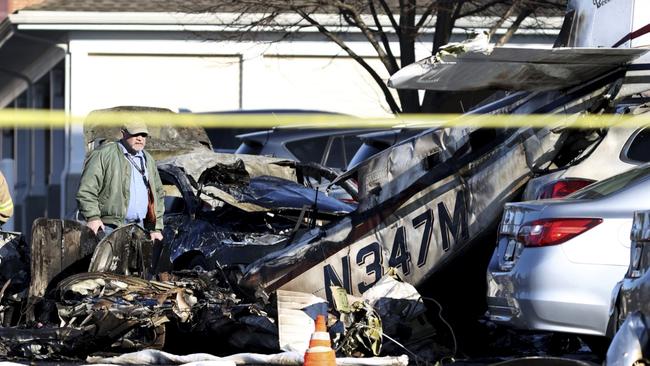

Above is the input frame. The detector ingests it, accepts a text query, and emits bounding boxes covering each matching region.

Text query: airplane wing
[388,47,648,91]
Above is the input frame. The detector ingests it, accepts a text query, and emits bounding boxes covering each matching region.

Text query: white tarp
[85,349,409,366]
[276,289,327,354]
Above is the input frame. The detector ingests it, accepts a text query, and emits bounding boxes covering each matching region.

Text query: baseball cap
[123,118,149,136]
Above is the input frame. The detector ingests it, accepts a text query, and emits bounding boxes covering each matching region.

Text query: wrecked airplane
[237,0,650,304]
[240,58,649,305]
[157,151,357,273]
[1,0,649,360]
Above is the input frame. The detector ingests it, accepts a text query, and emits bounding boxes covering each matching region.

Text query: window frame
[621,126,650,164]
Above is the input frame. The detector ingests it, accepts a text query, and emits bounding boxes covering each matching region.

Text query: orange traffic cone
[303,314,336,366]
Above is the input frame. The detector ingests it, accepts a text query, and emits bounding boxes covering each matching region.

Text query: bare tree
[192,0,566,114]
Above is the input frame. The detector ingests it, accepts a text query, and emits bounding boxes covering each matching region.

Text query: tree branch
[497,5,533,46]
[296,9,402,113]
[376,0,401,36]
[321,1,394,75]
[368,0,399,73]
[488,1,518,40]
[459,0,503,18]
[451,0,465,20]
[415,1,440,31]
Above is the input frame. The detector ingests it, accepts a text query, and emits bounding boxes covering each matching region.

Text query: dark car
[236,127,378,171]
[346,128,425,170]
[201,109,342,152]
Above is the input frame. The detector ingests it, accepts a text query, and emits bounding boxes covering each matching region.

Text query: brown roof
[22,0,228,12]
[21,0,565,16]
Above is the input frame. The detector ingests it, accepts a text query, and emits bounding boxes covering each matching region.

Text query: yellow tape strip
[0,109,648,129]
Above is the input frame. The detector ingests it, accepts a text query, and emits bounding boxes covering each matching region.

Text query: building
[0,0,561,233]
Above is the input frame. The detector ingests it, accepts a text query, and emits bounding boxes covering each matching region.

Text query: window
[325,137,344,168]
[286,136,329,164]
[347,143,383,170]
[324,135,364,169]
[625,128,650,163]
[343,136,364,165]
[235,141,263,155]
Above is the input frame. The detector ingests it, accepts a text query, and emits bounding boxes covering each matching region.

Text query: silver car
[487,164,650,340]
[523,123,650,201]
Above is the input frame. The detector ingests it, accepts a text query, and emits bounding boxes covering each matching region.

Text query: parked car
[346,128,424,170]
[201,109,342,152]
[523,104,650,200]
[486,164,650,349]
[236,127,378,171]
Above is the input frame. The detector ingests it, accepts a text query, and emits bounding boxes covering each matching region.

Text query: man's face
[122,131,147,152]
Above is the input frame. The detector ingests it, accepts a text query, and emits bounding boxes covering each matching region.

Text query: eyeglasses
[130,133,148,138]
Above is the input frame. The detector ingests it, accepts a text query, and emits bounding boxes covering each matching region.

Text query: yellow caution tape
[0,109,648,129]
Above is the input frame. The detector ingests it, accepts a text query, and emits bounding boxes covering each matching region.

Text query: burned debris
[0,231,29,326]
[0,223,429,363]
[0,151,412,361]
[0,231,284,359]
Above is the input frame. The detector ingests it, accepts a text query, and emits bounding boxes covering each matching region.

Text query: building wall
[67,30,554,117]
[66,33,408,117]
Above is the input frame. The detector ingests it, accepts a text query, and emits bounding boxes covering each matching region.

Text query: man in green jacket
[77,119,165,241]
[0,171,13,228]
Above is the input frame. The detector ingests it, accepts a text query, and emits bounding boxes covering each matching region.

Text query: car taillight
[537,178,595,199]
[517,218,602,247]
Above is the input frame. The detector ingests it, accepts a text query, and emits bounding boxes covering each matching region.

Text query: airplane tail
[562,0,650,48]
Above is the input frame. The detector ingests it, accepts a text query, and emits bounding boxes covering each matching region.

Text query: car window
[325,137,345,168]
[347,143,383,170]
[235,141,263,155]
[625,128,650,163]
[286,136,329,164]
[343,136,363,164]
[569,164,650,199]
[325,136,364,169]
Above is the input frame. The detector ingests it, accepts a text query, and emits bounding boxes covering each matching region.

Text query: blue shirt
[118,142,149,224]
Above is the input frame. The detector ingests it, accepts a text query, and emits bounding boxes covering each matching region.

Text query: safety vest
[0,172,13,225]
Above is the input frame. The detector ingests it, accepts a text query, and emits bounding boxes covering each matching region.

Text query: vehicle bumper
[486,246,627,336]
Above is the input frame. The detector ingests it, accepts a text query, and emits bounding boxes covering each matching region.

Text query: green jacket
[76,141,165,232]
[0,172,13,225]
